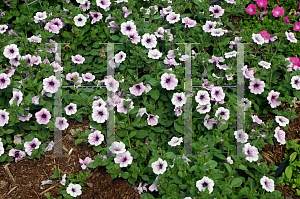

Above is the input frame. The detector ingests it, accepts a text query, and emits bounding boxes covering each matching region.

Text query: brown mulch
[0,115,151,199]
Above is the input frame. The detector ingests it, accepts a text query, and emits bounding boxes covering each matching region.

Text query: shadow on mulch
[0,115,159,199]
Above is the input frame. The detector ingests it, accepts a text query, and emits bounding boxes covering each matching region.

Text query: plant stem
[127,113,132,149]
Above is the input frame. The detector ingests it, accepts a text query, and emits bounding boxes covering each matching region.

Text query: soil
[0,115,151,199]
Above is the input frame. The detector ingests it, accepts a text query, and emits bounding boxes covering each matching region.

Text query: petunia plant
[0,0,300,198]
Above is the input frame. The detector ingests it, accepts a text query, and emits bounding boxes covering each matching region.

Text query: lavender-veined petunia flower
[35,108,51,125]
[166,12,180,24]
[195,90,210,105]
[137,183,148,194]
[109,141,126,155]
[285,32,298,43]
[34,11,47,23]
[8,149,26,162]
[71,54,85,64]
[43,75,60,94]
[66,183,82,197]
[117,98,134,114]
[171,92,187,107]
[151,158,167,175]
[104,76,119,92]
[0,24,8,34]
[215,107,230,121]
[96,0,111,10]
[275,116,289,127]
[79,157,94,170]
[174,106,183,116]
[60,174,67,186]
[196,176,214,194]
[24,138,41,156]
[9,90,23,106]
[81,0,91,11]
[3,44,19,59]
[122,7,132,18]
[115,51,126,63]
[291,75,300,90]
[211,87,225,102]
[258,61,271,69]
[74,14,87,27]
[120,20,137,36]
[128,31,141,44]
[234,129,249,143]
[252,33,265,45]
[89,12,103,24]
[65,103,77,116]
[196,104,211,114]
[168,137,183,147]
[160,72,178,90]
[248,78,265,94]
[54,117,69,131]
[92,106,109,123]
[148,49,162,60]
[267,90,281,108]
[147,114,159,126]
[129,82,146,96]
[141,33,157,49]
[182,17,197,28]
[260,176,275,192]
[88,130,104,146]
[114,151,133,168]
[243,143,259,163]
[274,127,286,145]
[209,5,225,18]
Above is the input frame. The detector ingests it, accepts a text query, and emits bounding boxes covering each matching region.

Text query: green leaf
[248,177,255,191]
[231,178,243,187]
[6,129,14,134]
[121,172,131,179]
[166,152,176,160]
[224,163,232,175]
[75,139,82,145]
[87,161,98,168]
[135,130,148,139]
[110,35,120,41]
[0,154,7,162]
[140,193,155,199]
[174,121,184,134]
[285,165,293,180]
[93,145,102,152]
[147,78,159,86]
[238,187,249,196]
[238,164,248,171]
[219,123,228,131]
[142,175,149,181]
[129,131,137,138]
[150,89,160,101]
[293,90,300,101]
[290,152,297,162]
[76,116,83,122]
[213,152,226,160]
[189,165,199,172]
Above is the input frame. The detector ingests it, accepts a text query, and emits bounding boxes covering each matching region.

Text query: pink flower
[294,22,300,31]
[299,2,300,10]
[259,30,270,43]
[246,4,257,15]
[284,16,293,24]
[256,0,267,8]
[272,6,284,17]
